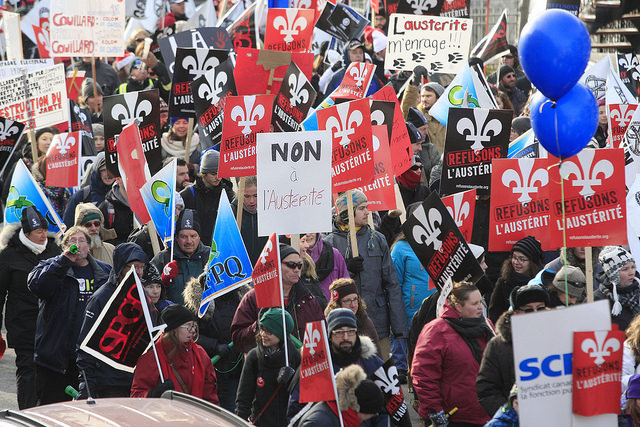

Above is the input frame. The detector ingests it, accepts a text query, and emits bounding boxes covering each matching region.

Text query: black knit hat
[161,304,195,332]
[511,117,531,136]
[280,244,299,261]
[21,206,49,233]
[406,122,422,145]
[499,65,515,81]
[142,263,162,286]
[176,209,200,235]
[511,236,542,265]
[354,379,384,414]
[407,107,428,128]
[510,284,550,310]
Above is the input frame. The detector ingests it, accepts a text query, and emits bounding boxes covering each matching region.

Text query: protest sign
[272,62,317,132]
[0,63,68,132]
[331,62,376,100]
[69,100,96,157]
[158,28,233,77]
[3,11,23,61]
[369,100,394,144]
[300,320,337,404]
[117,122,152,224]
[547,0,580,15]
[186,0,218,28]
[373,358,410,424]
[580,56,608,101]
[385,14,472,74]
[193,59,236,150]
[256,130,332,236]
[264,8,315,52]
[219,94,274,178]
[354,125,396,211]
[49,0,125,57]
[317,98,376,193]
[401,192,483,290]
[617,53,639,98]
[512,300,614,427]
[470,9,507,64]
[200,193,253,316]
[0,59,53,80]
[607,103,638,148]
[439,107,511,196]
[0,117,25,177]
[252,233,282,308]
[140,159,176,249]
[442,189,476,243]
[607,58,636,105]
[170,48,230,118]
[227,3,258,51]
[440,0,470,17]
[20,0,48,46]
[622,108,640,188]
[489,158,553,251]
[103,89,162,176]
[45,132,81,188]
[315,2,368,42]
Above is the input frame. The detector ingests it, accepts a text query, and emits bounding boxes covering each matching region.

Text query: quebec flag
[140,159,176,248]
[507,129,548,159]
[199,192,253,317]
[4,160,66,236]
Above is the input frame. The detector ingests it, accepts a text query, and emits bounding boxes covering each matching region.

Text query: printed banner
[33,23,52,59]
[49,0,125,57]
[442,189,476,243]
[252,233,282,308]
[158,28,233,77]
[607,103,638,148]
[45,132,81,188]
[469,9,507,64]
[219,94,274,178]
[401,192,483,290]
[0,59,53,80]
[257,130,332,236]
[385,14,472,74]
[272,62,317,132]
[439,107,511,196]
[0,116,25,177]
[547,0,580,16]
[580,56,608,101]
[300,320,336,403]
[200,192,253,316]
[373,358,410,423]
[354,125,396,211]
[331,62,376,100]
[440,0,470,17]
[140,159,176,248]
[507,129,546,159]
[264,8,314,52]
[315,2,368,42]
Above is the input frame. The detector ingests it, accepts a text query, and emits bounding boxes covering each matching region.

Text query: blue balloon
[519,9,591,101]
[530,83,598,159]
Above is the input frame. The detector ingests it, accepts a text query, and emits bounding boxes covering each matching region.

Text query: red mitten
[161,260,178,286]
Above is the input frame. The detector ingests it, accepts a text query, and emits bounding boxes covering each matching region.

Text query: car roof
[0,392,251,427]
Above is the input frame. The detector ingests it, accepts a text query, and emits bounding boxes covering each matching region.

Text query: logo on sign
[151,180,170,215]
[585,75,606,100]
[183,50,220,80]
[619,54,639,73]
[73,104,88,124]
[374,364,401,395]
[408,0,437,14]
[626,124,640,155]
[349,63,367,87]
[561,150,614,198]
[304,323,321,356]
[231,96,265,136]
[611,105,634,127]
[446,193,470,228]
[580,331,621,366]
[456,109,503,153]
[199,72,228,103]
[111,93,152,127]
[259,239,273,266]
[326,103,363,147]
[502,161,548,204]
[273,9,307,43]
[411,206,443,250]
[288,72,309,107]
[0,120,20,140]
[56,134,76,155]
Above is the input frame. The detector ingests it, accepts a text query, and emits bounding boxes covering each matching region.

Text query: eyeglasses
[84,220,101,228]
[332,328,357,337]
[503,54,514,59]
[283,261,303,270]
[512,255,530,264]
[342,297,359,306]
[135,38,145,43]
[67,238,87,245]
[518,306,546,313]
[180,323,196,331]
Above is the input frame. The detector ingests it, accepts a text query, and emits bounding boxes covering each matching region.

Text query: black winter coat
[99,184,134,246]
[231,200,267,266]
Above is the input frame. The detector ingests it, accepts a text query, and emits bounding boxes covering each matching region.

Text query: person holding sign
[117,58,171,102]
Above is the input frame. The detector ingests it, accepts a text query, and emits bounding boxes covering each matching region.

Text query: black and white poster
[373,358,410,424]
[272,62,316,133]
[440,107,511,196]
[315,3,368,42]
[0,116,25,177]
[69,100,96,156]
[370,100,395,144]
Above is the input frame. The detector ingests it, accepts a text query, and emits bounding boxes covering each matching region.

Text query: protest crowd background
[0,0,638,426]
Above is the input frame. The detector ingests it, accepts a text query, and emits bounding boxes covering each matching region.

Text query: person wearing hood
[76,242,147,399]
[0,207,61,409]
[99,180,134,246]
[28,226,111,405]
[595,246,640,331]
[231,176,267,265]
[151,209,210,304]
[325,39,383,98]
[73,202,117,266]
[63,152,115,228]
[299,232,349,302]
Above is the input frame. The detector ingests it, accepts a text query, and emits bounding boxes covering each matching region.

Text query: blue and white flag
[199,192,252,317]
[507,129,548,159]
[140,159,176,249]
[4,160,66,236]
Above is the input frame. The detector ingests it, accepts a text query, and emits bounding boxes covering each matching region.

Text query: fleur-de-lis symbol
[231,96,265,136]
[610,105,635,127]
[408,0,437,14]
[288,72,309,107]
[561,150,614,198]
[260,239,273,266]
[273,9,307,44]
[624,123,640,155]
[349,63,368,87]
[0,119,20,140]
[411,206,443,251]
[446,193,470,228]
[618,53,639,72]
[55,134,76,155]
[581,331,621,366]
[36,25,50,53]
[371,108,386,126]
[374,364,400,395]
[199,71,228,104]
[111,92,153,127]
[304,323,321,356]
[325,103,363,147]
[457,109,503,153]
[183,50,220,80]
[502,159,549,204]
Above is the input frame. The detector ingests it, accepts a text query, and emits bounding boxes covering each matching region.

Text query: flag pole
[346,190,359,257]
[236,177,245,231]
[276,237,290,367]
[170,159,177,263]
[184,118,195,163]
[322,319,344,427]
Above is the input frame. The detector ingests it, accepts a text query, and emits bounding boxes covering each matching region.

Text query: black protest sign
[0,116,25,177]
[69,100,96,156]
[169,48,231,118]
[158,27,233,78]
[104,89,163,176]
[370,100,395,144]
[401,192,483,290]
[440,107,511,197]
[397,0,444,15]
[315,2,368,42]
[272,62,316,132]
[373,358,410,424]
[193,58,236,150]
[617,53,640,99]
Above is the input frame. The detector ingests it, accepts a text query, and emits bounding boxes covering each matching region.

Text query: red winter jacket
[411,302,491,424]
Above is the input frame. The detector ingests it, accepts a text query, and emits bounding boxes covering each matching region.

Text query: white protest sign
[3,12,23,61]
[0,59,54,80]
[50,0,125,57]
[257,131,332,236]
[20,0,49,45]
[0,64,68,132]
[385,14,472,74]
[512,300,614,427]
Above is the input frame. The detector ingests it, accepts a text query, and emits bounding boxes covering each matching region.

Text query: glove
[0,333,5,359]
[277,366,295,386]
[411,65,428,86]
[161,260,178,285]
[428,410,449,427]
[148,379,175,398]
[346,256,364,274]
[216,343,231,359]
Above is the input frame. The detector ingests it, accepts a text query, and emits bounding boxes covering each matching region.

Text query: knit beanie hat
[354,379,384,414]
[330,280,358,302]
[92,123,104,138]
[599,246,634,315]
[176,209,200,235]
[142,262,162,286]
[81,78,103,100]
[511,236,543,265]
[199,149,220,174]
[423,82,444,98]
[371,30,387,54]
[259,307,294,342]
[21,206,49,233]
[499,65,515,81]
[161,304,195,332]
[406,122,422,145]
[280,244,299,261]
[552,265,586,299]
[407,107,429,128]
[335,190,368,217]
[327,307,357,334]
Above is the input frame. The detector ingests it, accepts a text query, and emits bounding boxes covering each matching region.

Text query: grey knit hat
[327,308,357,334]
[552,265,586,299]
[423,82,444,98]
[199,149,220,174]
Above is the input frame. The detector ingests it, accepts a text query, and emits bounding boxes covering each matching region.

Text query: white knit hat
[599,246,635,315]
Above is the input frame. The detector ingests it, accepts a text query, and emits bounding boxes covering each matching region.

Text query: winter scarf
[19,229,48,255]
[445,317,493,364]
[314,238,335,283]
[161,133,198,157]
[598,280,640,317]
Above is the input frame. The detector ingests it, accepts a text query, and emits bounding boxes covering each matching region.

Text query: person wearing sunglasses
[73,202,116,266]
[131,304,219,404]
[477,283,549,418]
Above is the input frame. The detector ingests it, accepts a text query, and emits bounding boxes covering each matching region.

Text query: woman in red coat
[131,305,219,404]
[411,282,494,427]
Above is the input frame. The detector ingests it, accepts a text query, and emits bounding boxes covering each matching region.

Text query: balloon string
[553,103,570,307]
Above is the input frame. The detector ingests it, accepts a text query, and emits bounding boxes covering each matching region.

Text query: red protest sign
[117,122,151,224]
[265,8,314,52]
[33,24,51,58]
[370,85,413,176]
[442,189,476,243]
[607,103,638,148]
[219,94,274,177]
[252,233,282,308]
[300,321,335,403]
[489,158,553,251]
[572,329,624,416]
[356,125,396,211]
[45,131,80,188]
[331,62,376,100]
[317,98,375,192]
[548,149,626,248]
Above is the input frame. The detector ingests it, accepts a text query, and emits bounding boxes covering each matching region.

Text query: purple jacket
[307,234,349,301]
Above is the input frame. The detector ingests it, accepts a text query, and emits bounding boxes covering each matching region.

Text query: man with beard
[74,203,116,266]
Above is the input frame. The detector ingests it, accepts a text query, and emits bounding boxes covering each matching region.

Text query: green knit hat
[259,308,294,342]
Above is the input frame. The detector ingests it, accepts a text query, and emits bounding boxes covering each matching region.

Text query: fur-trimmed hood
[182,272,251,320]
[336,364,366,412]
[359,335,377,360]
[495,310,513,344]
[0,222,60,252]
[562,246,602,271]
